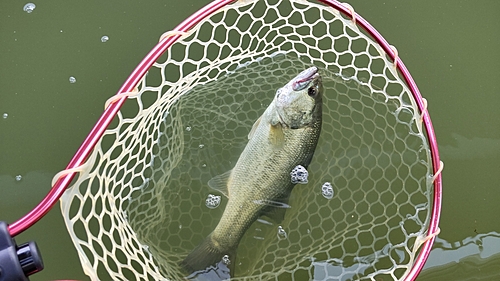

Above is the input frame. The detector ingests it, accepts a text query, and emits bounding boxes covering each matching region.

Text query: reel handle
[0,222,43,281]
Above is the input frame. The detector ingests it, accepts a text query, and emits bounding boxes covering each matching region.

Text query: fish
[181,66,323,279]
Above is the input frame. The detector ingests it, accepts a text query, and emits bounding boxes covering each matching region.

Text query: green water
[1,0,499,280]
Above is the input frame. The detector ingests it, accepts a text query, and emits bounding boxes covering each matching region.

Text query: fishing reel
[0,222,43,281]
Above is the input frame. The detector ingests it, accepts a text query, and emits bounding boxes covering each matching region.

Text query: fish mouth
[292,66,319,91]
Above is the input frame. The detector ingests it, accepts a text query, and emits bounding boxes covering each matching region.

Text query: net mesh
[60,0,434,280]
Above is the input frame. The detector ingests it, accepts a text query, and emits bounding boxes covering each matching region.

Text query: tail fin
[181,235,236,280]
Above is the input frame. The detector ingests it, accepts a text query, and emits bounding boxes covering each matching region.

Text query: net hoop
[8,0,442,280]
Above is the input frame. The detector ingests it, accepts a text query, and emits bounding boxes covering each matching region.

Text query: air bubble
[290,165,308,184]
[101,36,109,43]
[15,175,22,181]
[222,254,231,265]
[3,113,8,119]
[277,226,287,240]
[69,76,76,83]
[205,194,221,209]
[23,3,36,13]
[321,182,334,199]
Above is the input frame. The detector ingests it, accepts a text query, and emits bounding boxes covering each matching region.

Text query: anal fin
[257,197,291,224]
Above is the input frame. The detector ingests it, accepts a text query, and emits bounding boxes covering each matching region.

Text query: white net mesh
[60,0,434,280]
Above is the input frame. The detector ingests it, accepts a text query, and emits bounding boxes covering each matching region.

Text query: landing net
[59,0,442,280]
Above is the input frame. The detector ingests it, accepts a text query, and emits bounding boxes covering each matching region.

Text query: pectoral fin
[207,170,232,198]
[269,123,285,149]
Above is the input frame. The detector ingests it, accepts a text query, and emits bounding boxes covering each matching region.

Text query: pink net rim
[9,1,442,280]
[318,1,442,279]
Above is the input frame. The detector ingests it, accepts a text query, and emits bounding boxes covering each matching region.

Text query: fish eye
[308,87,317,97]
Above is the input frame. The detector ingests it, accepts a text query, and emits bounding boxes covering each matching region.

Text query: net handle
[7,0,237,237]
[9,1,442,280]
[317,1,442,280]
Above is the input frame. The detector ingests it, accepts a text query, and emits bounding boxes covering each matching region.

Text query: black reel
[0,222,43,281]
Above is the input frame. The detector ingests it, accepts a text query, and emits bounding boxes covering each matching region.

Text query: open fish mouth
[292,66,318,91]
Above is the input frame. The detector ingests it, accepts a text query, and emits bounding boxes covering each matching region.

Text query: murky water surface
[1,1,499,280]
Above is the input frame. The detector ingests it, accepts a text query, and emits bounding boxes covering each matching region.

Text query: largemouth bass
[181,66,323,279]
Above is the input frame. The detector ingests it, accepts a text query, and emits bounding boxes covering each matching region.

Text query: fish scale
[181,66,323,279]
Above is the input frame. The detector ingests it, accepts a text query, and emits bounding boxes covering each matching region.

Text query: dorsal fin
[207,170,232,198]
[248,116,262,140]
